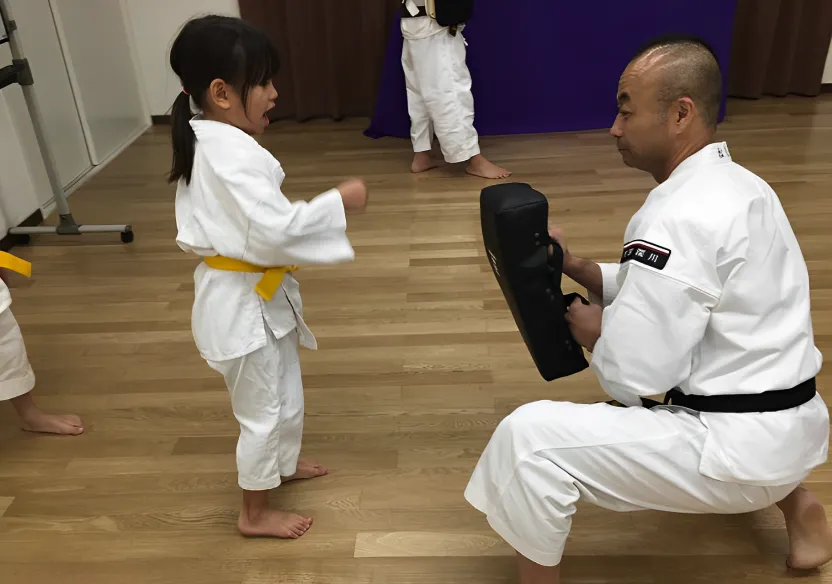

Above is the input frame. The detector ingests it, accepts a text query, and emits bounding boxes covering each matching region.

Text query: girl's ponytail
[168,91,196,184]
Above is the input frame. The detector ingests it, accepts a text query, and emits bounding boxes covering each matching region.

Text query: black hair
[630,33,723,129]
[167,15,280,184]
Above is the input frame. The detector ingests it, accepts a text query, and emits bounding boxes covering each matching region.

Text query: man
[0,259,83,435]
[464,34,832,584]
[400,0,510,179]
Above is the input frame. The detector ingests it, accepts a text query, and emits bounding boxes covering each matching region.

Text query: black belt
[637,377,817,413]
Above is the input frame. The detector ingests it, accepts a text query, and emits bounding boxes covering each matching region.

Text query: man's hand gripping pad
[480,183,590,381]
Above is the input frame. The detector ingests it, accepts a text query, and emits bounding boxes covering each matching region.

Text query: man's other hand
[565,296,602,352]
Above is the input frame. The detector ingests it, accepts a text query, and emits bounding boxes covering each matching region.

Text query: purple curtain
[365,0,739,139]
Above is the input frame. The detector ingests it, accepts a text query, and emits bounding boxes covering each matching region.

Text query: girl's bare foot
[777,486,832,570]
[21,412,84,436]
[466,154,511,179]
[238,508,312,539]
[11,391,83,435]
[411,152,439,173]
[282,459,328,482]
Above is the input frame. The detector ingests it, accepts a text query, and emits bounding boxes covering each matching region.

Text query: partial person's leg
[402,38,439,173]
[417,31,510,179]
[0,309,83,435]
[208,330,315,539]
[465,400,812,583]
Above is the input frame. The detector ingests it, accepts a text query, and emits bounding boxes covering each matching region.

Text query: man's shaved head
[629,34,723,129]
[610,34,723,183]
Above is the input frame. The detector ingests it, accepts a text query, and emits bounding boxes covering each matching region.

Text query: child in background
[401,0,510,178]
[168,15,368,539]
[0,254,83,435]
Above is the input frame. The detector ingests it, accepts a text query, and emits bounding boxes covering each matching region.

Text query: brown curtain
[728,0,832,98]
[238,0,400,121]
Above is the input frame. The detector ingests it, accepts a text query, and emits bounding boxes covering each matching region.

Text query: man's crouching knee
[469,399,614,489]
[468,400,571,488]
[465,400,579,567]
[493,399,588,450]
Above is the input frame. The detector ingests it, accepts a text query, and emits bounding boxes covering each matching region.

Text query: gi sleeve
[588,262,622,307]
[245,185,355,266]
[206,151,355,267]
[588,226,723,406]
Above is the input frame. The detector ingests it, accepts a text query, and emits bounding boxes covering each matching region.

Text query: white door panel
[49,0,148,165]
[5,0,90,192]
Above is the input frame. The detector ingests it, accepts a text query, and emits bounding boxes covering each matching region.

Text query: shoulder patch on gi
[620,239,671,270]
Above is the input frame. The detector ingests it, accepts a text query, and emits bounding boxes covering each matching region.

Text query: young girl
[168,15,368,539]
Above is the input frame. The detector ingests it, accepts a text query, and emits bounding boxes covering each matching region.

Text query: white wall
[123,0,240,117]
[823,39,832,84]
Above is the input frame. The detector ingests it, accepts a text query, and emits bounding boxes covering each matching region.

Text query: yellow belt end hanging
[0,251,32,278]
[254,266,299,301]
[255,269,286,302]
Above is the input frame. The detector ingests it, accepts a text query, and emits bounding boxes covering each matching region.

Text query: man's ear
[675,97,695,131]
[207,78,232,111]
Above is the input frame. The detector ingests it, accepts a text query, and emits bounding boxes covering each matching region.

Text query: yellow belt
[0,251,32,278]
[203,256,297,301]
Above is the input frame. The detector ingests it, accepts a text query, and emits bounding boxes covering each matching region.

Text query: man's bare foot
[411,152,439,173]
[777,486,832,570]
[517,552,561,584]
[21,412,84,436]
[282,459,328,482]
[466,154,511,179]
[238,508,313,539]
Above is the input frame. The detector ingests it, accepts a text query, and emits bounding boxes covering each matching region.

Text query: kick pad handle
[545,234,589,308]
[564,291,590,307]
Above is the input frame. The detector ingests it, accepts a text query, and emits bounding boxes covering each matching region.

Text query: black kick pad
[480,183,590,381]
[434,0,474,27]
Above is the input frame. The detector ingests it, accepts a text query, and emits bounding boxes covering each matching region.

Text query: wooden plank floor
[0,95,831,583]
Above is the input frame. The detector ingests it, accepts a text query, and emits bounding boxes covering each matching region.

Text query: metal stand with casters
[0,0,133,244]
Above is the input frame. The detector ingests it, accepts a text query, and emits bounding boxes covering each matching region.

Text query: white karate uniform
[464,142,829,567]
[401,0,480,163]
[175,118,354,491]
[0,281,35,402]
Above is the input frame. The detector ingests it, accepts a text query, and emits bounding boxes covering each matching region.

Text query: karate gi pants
[464,400,802,567]
[208,329,304,491]
[0,308,35,402]
[402,31,480,163]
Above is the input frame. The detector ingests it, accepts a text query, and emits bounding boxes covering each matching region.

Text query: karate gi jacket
[588,142,828,487]
[175,119,355,362]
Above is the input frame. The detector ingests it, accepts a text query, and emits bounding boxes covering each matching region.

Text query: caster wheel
[14,234,31,246]
[121,230,134,244]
